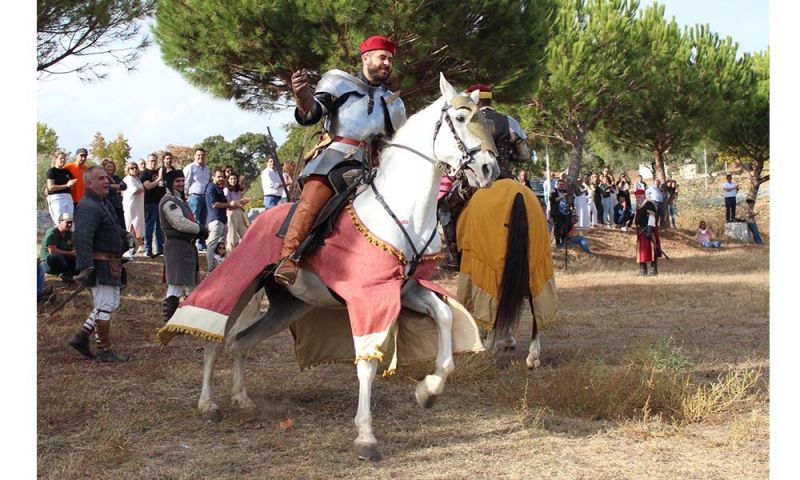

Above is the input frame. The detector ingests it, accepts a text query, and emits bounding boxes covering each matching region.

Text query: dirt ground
[37,214,769,479]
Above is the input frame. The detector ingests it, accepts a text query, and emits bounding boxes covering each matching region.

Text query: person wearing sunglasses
[39,212,78,283]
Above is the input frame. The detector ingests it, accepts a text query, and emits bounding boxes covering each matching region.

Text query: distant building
[681,163,698,179]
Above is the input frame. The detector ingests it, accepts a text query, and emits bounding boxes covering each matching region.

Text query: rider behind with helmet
[465,84,530,179]
[275,35,407,286]
[437,83,530,270]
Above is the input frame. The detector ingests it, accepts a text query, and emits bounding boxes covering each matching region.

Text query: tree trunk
[653,149,670,228]
[653,149,667,182]
[566,132,585,196]
[746,159,767,204]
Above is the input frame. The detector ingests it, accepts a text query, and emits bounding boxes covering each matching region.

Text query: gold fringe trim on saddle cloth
[346,201,444,265]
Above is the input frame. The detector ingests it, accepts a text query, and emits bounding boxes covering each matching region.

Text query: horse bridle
[369,102,491,278]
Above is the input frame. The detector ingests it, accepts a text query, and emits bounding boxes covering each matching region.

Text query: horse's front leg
[402,284,455,408]
[354,358,380,461]
[198,340,224,421]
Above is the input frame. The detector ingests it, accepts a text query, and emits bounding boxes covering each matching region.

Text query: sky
[34,0,770,162]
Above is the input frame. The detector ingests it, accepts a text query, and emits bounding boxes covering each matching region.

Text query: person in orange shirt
[63,148,90,205]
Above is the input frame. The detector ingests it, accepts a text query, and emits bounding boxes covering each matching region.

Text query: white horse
[189,74,499,461]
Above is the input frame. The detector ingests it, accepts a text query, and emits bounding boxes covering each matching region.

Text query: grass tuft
[515,338,762,425]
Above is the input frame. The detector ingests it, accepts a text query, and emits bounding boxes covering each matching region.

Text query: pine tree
[152,0,555,112]
[601,4,743,183]
[526,0,644,188]
[710,50,769,203]
[37,0,155,80]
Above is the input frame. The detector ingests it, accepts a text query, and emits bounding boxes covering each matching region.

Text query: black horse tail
[494,192,531,337]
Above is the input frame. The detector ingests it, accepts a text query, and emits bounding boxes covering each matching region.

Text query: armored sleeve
[295,92,334,126]
[161,199,200,235]
[507,116,530,162]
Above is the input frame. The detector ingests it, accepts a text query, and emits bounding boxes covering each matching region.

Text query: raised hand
[291,69,314,115]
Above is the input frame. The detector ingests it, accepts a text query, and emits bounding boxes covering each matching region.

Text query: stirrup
[274,257,299,286]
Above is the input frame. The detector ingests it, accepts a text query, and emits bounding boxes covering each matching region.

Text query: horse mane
[387,96,446,147]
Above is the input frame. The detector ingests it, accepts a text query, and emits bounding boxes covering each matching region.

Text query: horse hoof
[232,395,256,411]
[415,382,437,409]
[354,442,381,461]
[200,405,221,422]
[526,355,541,369]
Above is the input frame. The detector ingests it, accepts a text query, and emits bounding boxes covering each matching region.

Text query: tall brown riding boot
[94,319,129,363]
[275,178,334,286]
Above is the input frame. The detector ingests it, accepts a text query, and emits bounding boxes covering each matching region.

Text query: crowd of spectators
[39,148,301,302]
[512,166,766,254]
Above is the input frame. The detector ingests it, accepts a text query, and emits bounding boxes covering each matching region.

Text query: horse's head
[434,74,500,188]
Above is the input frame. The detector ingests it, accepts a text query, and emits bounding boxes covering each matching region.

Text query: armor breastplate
[301,69,407,180]
[316,69,406,140]
[327,93,389,141]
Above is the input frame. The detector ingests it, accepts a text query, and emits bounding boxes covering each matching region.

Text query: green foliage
[198,132,279,186]
[600,4,743,181]
[37,0,155,80]
[90,132,108,164]
[36,154,52,210]
[106,133,133,173]
[710,49,769,199]
[37,122,60,157]
[90,132,132,173]
[526,0,643,180]
[153,0,555,112]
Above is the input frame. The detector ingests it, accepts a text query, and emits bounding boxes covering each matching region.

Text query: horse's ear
[469,89,481,104]
[439,73,457,103]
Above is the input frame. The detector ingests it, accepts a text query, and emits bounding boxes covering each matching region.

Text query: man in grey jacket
[69,166,132,362]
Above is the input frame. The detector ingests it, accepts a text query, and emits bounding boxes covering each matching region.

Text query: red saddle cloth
[157,201,466,363]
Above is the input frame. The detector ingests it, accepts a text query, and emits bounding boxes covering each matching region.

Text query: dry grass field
[37,188,769,479]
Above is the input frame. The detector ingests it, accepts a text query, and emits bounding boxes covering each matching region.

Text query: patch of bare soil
[38,219,769,479]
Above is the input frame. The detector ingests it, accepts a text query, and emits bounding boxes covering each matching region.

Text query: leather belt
[92,251,122,261]
[332,136,367,148]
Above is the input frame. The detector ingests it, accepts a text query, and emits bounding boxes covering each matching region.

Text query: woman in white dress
[122,162,145,253]
[223,172,250,252]
[574,175,591,228]
[588,173,599,227]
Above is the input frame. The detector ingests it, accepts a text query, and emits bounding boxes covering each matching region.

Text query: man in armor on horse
[275,35,407,286]
[438,83,530,270]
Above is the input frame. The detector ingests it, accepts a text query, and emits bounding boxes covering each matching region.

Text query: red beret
[634,189,646,196]
[467,83,492,99]
[360,36,396,55]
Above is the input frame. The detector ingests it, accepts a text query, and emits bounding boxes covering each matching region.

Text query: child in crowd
[695,221,721,248]
[745,198,764,245]
[213,242,227,265]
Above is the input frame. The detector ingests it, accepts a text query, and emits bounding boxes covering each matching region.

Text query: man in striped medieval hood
[159,169,209,322]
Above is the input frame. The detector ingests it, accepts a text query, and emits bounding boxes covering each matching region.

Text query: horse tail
[494,192,531,336]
